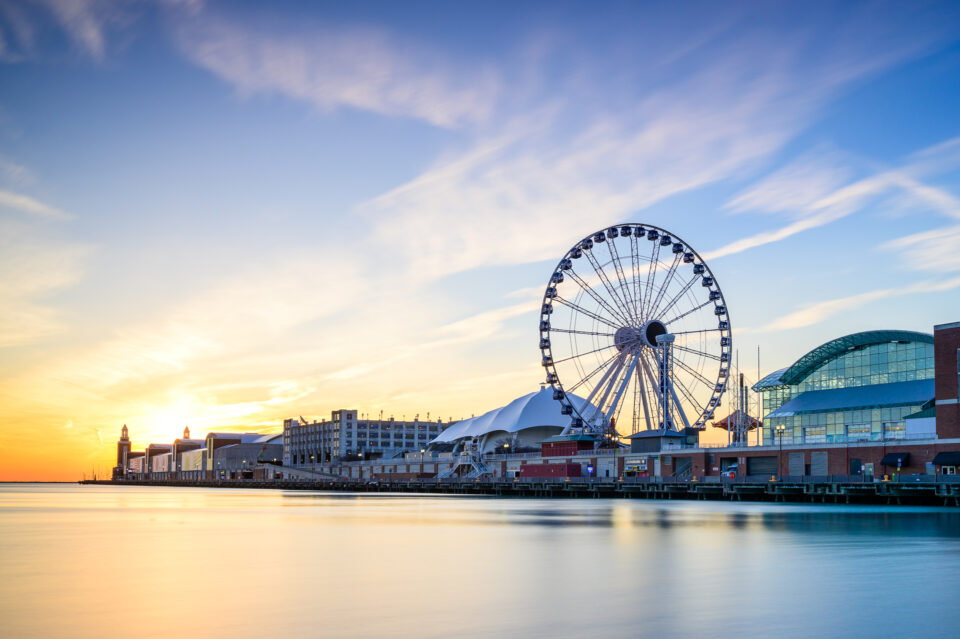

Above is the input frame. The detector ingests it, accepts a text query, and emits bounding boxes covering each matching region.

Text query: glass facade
[760,339,934,445]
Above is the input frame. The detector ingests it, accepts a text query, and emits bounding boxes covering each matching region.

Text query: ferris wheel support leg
[656,333,677,432]
[605,353,641,432]
[636,361,654,432]
[581,352,627,428]
[668,380,692,431]
[638,353,660,431]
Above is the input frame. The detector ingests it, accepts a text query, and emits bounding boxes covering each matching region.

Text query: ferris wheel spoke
[551,341,617,365]
[582,249,635,326]
[642,238,661,320]
[565,269,632,327]
[649,253,683,318]
[567,350,622,393]
[655,274,700,321]
[553,296,622,331]
[664,299,712,325]
[630,233,643,318]
[549,328,617,338]
[606,239,640,324]
[669,366,702,415]
[672,328,721,336]
[673,344,721,361]
[673,356,716,389]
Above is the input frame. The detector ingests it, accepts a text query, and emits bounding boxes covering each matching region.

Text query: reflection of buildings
[112,320,960,484]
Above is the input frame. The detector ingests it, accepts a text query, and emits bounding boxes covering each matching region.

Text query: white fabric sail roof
[430,387,591,444]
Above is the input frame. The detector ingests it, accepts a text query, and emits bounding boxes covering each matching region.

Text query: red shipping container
[541,439,595,457]
[519,463,582,478]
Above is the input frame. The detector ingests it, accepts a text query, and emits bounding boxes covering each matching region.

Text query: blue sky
[1,0,959,474]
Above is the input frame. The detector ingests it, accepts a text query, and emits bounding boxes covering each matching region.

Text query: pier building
[428,386,590,454]
[754,330,936,446]
[283,410,449,466]
[110,319,960,491]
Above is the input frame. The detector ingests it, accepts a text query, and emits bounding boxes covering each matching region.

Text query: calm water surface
[1,484,959,638]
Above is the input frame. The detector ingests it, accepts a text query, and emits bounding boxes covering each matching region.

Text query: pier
[82,476,960,506]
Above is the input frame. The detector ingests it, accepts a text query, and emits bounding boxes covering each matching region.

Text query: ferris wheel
[539,224,731,437]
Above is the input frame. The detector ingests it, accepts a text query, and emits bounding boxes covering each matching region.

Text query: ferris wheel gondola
[539,224,731,438]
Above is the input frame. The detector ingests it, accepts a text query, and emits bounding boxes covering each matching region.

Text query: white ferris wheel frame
[539,223,732,437]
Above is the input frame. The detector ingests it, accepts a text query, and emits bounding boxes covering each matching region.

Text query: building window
[883,421,906,440]
[846,423,871,442]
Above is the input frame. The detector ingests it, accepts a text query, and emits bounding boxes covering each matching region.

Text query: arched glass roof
[752,330,933,390]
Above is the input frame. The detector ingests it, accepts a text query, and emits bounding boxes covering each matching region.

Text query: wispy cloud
[36,0,110,59]
[756,275,960,332]
[1,0,201,61]
[176,15,499,128]
[55,251,365,389]
[708,136,960,260]
[360,16,953,280]
[882,224,960,273]
[725,147,854,217]
[0,219,88,348]
[0,188,69,219]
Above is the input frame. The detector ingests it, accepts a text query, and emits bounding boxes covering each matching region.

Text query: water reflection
[1,484,959,639]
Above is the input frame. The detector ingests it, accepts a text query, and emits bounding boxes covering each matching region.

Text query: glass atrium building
[753,331,936,445]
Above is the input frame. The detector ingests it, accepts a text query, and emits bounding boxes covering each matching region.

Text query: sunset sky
[1,1,959,480]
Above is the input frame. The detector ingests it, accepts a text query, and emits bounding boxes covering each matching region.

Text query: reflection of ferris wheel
[540,224,731,437]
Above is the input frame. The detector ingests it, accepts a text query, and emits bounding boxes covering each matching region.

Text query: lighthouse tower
[114,425,131,479]
[183,426,190,440]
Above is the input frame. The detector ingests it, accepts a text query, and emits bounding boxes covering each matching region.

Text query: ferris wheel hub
[613,326,644,352]
[642,319,668,347]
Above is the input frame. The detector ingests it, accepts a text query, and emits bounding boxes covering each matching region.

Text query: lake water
[1,484,959,638]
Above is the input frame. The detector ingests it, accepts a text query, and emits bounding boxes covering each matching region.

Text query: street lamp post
[776,425,786,479]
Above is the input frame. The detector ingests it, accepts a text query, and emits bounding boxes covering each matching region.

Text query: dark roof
[543,434,596,442]
[933,452,960,466]
[880,452,910,467]
[626,429,686,439]
[766,379,933,417]
[905,406,936,420]
[752,330,933,390]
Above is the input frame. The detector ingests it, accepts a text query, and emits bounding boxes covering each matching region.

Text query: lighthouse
[114,425,131,479]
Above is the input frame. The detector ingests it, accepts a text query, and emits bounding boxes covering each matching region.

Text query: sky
[1,0,959,480]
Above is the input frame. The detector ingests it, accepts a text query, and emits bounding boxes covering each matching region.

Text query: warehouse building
[283,410,449,466]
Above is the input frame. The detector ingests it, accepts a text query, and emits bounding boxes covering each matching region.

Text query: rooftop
[766,378,934,418]
[753,330,933,391]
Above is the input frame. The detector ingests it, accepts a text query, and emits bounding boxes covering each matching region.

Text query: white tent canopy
[430,387,592,448]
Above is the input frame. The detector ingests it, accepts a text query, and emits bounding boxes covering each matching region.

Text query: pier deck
[82,477,960,506]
